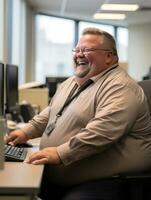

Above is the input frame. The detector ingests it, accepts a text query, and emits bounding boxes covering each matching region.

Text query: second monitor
[0,63,4,116]
[5,64,20,121]
[0,62,5,170]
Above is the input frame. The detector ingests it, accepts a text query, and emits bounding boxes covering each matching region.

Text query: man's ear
[106,51,114,64]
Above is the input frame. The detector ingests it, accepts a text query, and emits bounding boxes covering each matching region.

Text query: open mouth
[76,60,88,66]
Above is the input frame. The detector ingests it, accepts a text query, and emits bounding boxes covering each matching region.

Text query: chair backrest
[138,79,151,115]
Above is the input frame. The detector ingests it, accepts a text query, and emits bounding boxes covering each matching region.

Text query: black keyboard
[5,144,27,162]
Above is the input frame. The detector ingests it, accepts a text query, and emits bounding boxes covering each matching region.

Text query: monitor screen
[0,63,4,170]
[46,76,68,98]
[5,64,19,114]
[0,63,4,116]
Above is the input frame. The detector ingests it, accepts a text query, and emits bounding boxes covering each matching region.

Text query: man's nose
[77,49,85,56]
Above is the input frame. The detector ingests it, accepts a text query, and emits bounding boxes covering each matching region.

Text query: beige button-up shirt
[22,65,151,185]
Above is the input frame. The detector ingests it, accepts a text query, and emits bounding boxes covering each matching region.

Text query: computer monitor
[0,63,4,116]
[5,64,20,121]
[46,76,68,98]
[0,63,4,170]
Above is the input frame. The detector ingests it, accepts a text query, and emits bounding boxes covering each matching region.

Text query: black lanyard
[56,79,93,118]
[45,65,118,136]
[45,79,93,135]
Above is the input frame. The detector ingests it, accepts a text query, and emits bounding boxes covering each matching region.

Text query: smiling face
[73,34,117,83]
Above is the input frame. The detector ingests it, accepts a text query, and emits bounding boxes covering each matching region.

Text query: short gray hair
[82,27,118,56]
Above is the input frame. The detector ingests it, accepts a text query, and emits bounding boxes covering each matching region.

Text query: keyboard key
[5,144,27,162]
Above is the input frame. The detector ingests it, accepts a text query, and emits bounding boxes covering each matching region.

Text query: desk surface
[0,138,44,195]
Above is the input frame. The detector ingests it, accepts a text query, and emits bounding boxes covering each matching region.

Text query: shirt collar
[89,63,119,83]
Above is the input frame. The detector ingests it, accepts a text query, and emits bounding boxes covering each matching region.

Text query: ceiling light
[101,4,139,11]
[93,13,126,20]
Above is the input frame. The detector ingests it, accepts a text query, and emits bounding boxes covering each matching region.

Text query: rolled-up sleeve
[22,106,50,139]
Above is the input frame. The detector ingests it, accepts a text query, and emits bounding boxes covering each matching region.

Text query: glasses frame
[72,47,112,55]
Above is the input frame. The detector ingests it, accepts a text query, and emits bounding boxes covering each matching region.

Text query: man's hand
[4,129,29,146]
[26,147,62,165]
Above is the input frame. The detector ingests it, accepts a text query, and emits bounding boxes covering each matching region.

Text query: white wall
[128,23,151,81]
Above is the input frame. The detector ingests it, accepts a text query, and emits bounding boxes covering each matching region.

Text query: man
[5,27,151,200]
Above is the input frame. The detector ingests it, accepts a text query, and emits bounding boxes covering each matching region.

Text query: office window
[35,15,75,82]
[78,21,115,38]
[0,0,4,61]
[4,0,26,84]
[117,27,128,62]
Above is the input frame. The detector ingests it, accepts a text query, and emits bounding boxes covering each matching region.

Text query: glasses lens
[72,48,112,55]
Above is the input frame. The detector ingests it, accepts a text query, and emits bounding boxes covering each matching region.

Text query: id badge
[45,122,56,136]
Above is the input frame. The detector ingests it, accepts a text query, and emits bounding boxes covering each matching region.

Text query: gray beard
[74,66,90,78]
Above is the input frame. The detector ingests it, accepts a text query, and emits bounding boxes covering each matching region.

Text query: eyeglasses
[72,48,112,55]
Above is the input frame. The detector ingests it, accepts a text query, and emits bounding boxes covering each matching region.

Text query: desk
[0,139,44,200]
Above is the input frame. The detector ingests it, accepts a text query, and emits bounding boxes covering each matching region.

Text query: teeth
[77,61,87,65]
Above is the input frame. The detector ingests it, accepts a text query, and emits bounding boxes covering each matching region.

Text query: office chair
[122,79,151,200]
[139,80,151,114]
[20,102,35,122]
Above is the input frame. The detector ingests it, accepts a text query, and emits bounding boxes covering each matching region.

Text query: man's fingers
[32,158,48,165]
[26,147,61,165]
[27,153,49,164]
[27,152,46,163]
[11,138,21,146]
[5,134,16,144]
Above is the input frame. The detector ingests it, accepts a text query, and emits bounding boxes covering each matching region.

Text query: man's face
[73,34,113,79]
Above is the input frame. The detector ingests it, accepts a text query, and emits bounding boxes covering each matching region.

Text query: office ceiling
[27,0,151,27]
